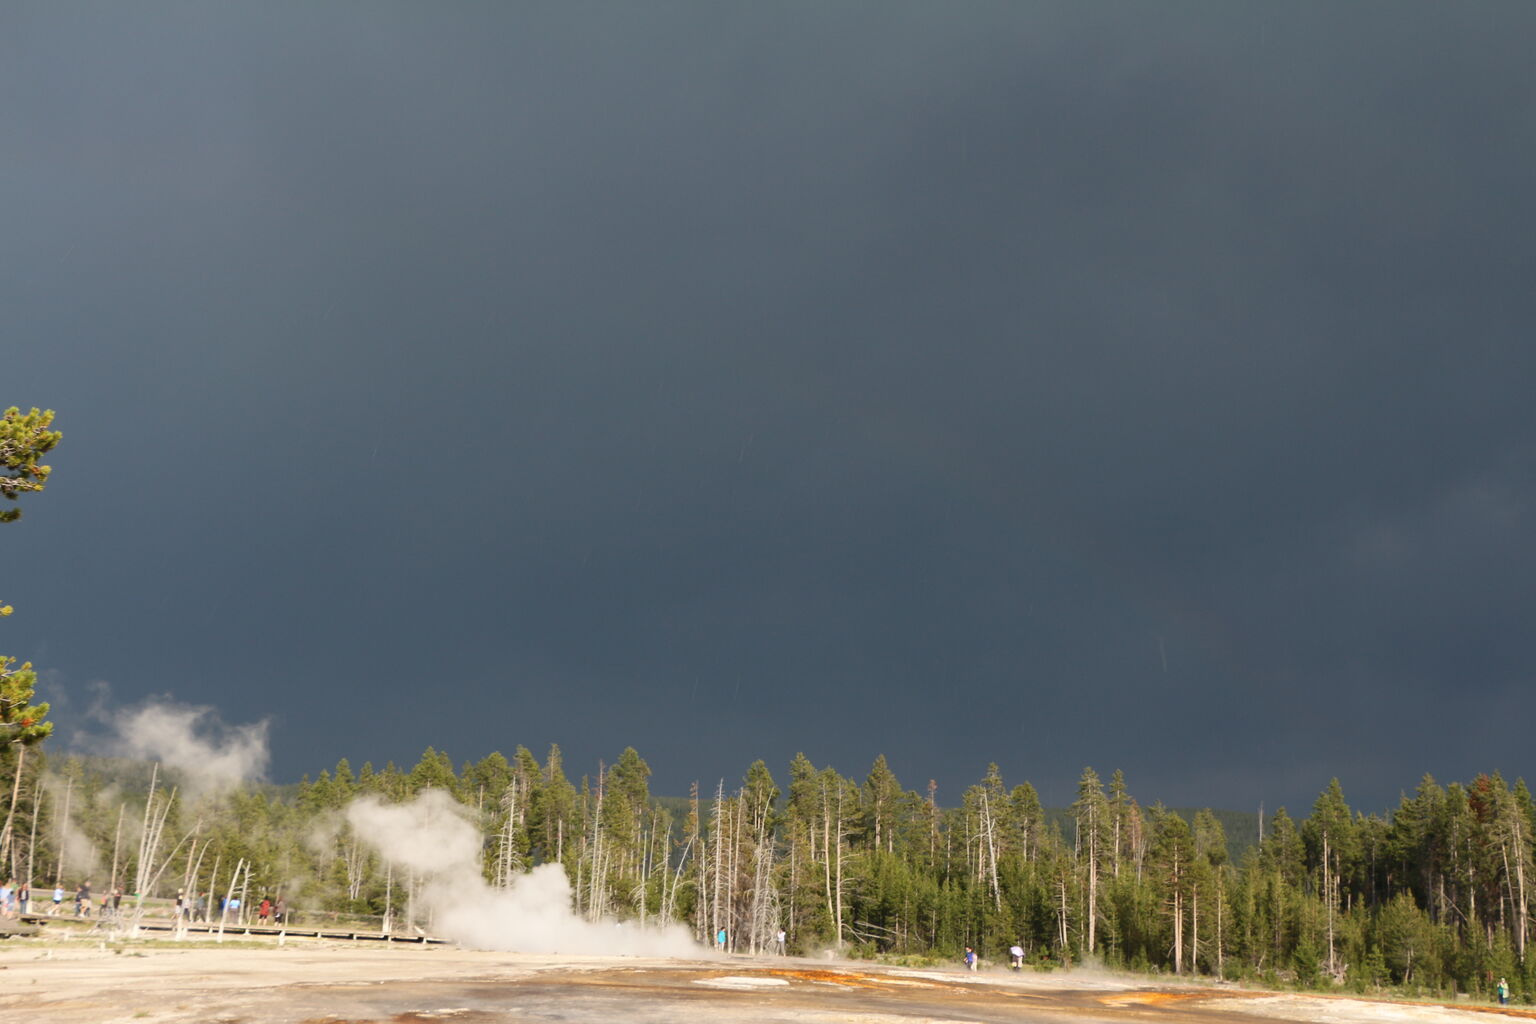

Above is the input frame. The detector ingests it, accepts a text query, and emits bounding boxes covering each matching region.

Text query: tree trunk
[1323,832,1336,979]
[25,775,40,897]
[822,785,835,946]
[0,744,27,868]
[1056,872,1070,960]
[981,789,1002,912]
[1087,828,1098,955]
[1191,886,1199,975]
[1172,880,1184,975]
[110,805,124,894]
[834,787,845,947]
[1216,878,1225,978]
[1515,836,1529,961]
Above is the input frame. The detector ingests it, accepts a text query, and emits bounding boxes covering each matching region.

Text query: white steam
[93,697,270,797]
[41,774,103,884]
[345,790,699,956]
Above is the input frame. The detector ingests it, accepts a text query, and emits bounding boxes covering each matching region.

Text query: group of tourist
[0,881,302,923]
[0,879,126,918]
[171,889,288,926]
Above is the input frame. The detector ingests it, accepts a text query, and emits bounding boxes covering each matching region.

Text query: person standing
[50,884,63,916]
[716,927,727,952]
[775,928,787,955]
[1498,978,1510,1006]
[1009,943,1024,970]
[964,946,978,971]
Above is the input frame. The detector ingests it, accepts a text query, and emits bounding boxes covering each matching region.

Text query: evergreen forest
[3,743,1534,1004]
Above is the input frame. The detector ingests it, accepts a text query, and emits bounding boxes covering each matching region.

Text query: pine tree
[1149,806,1194,973]
[1074,767,1110,956]
[1440,782,1478,941]
[0,409,61,866]
[1010,782,1045,864]
[408,747,458,795]
[1108,770,1131,878]
[1304,780,1357,981]
[0,658,50,750]
[1377,890,1435,984]
[741,760,780,951]
[1388,775,1445,919]
[782,753,827,945]
[1192,809,1229,976]
[815,766,857,948]
[0,407,60,525]
[863,755,901,855]
[535,745,578,866]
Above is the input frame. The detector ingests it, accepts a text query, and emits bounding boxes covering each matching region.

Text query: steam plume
[86,694,270,797]
[346,790,699,955]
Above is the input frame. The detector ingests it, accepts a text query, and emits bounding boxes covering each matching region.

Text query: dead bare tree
[109,805,124,895]
[382,861,394,933]
[24,774,40,897]
[204,852,221,923]
[133,781,178,898]
[820,774,848,948]
[711,780,727,947]
[494,779,525,888]
[128,823,199,931]
[343,832,368,901]
[586,769,608,921]
[0,744,29,869]
[742,774,778,953]
[980,788,1002,912]
[662,793,696,929]
[183,837,209,916]
[218,858,249,937]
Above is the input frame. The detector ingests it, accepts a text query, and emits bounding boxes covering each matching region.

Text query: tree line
[6,745,1536,1002]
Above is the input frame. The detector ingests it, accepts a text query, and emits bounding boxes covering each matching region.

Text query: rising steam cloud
[87,694,270,797]
[41,772,103,884]
[346,790,700,955]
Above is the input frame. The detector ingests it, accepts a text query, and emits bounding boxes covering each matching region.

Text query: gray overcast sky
[5,2,1535,813]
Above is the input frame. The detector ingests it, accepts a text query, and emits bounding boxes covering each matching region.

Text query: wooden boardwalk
[13,912,446,944]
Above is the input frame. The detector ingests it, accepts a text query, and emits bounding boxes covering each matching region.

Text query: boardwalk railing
[13,908,446,944]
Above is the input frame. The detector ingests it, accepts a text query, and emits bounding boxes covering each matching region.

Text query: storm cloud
[5,3,1534,811]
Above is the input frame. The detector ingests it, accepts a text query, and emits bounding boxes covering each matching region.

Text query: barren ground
[2,934,1532,1024]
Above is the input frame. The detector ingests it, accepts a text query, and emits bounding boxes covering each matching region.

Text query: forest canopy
[12,744,1536,1005]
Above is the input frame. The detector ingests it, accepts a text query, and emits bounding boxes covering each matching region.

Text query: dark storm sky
[5,2,1535,813]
